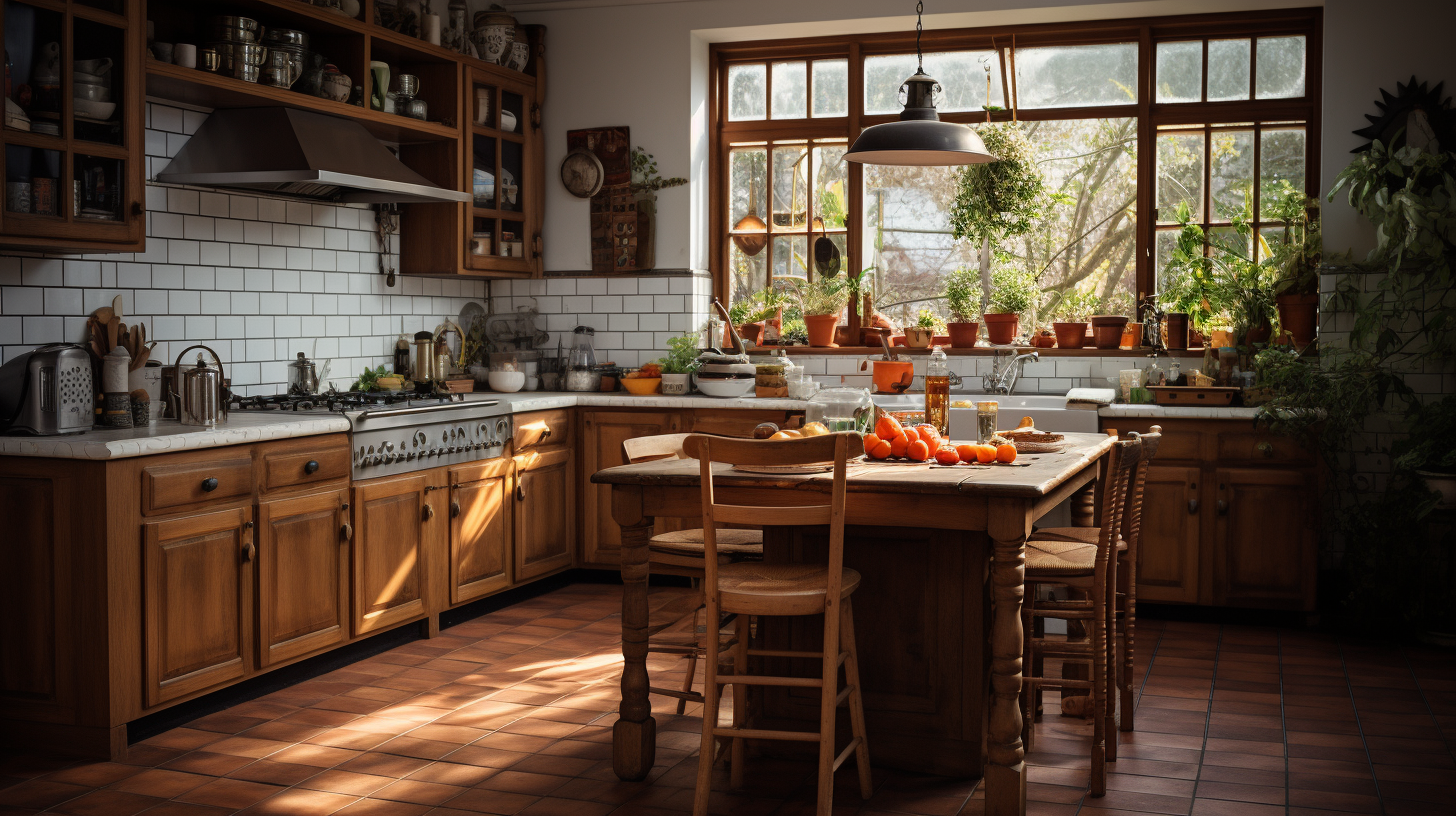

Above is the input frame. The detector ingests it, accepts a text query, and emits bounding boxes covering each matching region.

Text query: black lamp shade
[844,120,997,166]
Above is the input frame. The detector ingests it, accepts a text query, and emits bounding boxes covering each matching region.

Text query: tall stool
[684,432,872,816]
[1019,435,1142,796]
[622,433,764,714]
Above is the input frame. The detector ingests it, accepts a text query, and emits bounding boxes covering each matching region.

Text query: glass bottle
[976,401,999,443]
[925,345,951,436]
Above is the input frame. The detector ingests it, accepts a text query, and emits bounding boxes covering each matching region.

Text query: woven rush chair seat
[1032,526,1127,551]
[718,562,861,601]
[650,527,764,556]
[1026,540,1097,575]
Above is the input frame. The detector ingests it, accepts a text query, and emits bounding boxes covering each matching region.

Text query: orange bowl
[621,377,661,395]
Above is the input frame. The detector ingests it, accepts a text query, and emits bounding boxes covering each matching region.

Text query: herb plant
[349,364,391,392]
[657,332,702,375]
[986,265,1040,317]
[942,267,980,322]
[791,277,850,316]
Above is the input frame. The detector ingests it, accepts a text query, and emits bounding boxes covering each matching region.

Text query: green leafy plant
[986,265,1040,317]
[1047,289,1101,322]
[1392,396,1456,475]
[942,267,980,322]
[1158,199,1280,344]
[949,122,1049,250]
[727,286,787,325]
[349,364,391,392]
[1263,181,1323,295]
[780,315,808,345]
[791,276,850,316]
[656,332,702,375]
[1157,202,1227,332]
[914,308,944,332]
[630,146,688,193]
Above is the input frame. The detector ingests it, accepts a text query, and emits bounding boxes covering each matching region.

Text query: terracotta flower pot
[737,322,763,346]
[947,322,979,348]
[933,335,950,347]
[1089,315,1128,349]
[1244,321,1272,345]
[904,326,934,348]
[804,314,840,347]
[982,313,1019,345]
[1164,313,1190,350]
[1052,322,1088,349]
[1276,294,1319,346]
[1031,330,1056,348]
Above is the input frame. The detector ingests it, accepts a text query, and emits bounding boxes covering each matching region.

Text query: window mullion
[847,40,863,299]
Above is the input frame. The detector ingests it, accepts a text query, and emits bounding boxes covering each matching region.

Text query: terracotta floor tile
[337,753,433,779]
[475,771,572,796]
[238,786,359,815]
[300,770,398,797]
[1193,780,1285,805]
[373,779,466,806]
[405,763,499,787]
[160,751,257,777]
[0,779,89,810]
[333,799,432,815]
[176,777,285,809]
[43,762,142,788]
[137,802,236,816]
[109,768,213,797]
[228,759,328,787]
[1190,801,1285,816]
[442,787,541,814]
[47,789,162,816]
[514,797,615,816]
[1285,788,1382,813]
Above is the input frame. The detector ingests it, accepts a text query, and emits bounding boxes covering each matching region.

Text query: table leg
[986,498,1029,816]
[614,505,656,781]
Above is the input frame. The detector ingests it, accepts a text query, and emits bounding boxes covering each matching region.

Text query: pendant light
[844,2,998,167]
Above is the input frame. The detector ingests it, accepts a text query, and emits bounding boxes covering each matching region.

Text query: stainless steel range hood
[156,107,469,204]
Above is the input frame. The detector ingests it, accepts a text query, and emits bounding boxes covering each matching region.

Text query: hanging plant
[948,122,1048,251]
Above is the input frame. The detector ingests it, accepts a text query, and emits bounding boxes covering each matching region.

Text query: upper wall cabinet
[1,0,146,253]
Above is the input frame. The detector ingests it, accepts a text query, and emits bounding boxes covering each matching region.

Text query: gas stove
[230,389,513,479]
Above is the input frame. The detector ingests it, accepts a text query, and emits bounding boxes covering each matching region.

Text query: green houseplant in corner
[1393,396,1456,511]
[792,277,850,347]
[942,266,981,347]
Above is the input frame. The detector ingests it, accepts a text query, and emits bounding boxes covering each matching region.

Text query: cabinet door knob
[340,523,353,542]
[1187,498,1199,514]
[516,483,525,502]
[242,542,256,562]
[423,503,435,521]
[450,500,461,518]
[1216,498,1228,515]
[540,426,552,442]
[1256,441,1274,458]
[304,459,320,474]
[201,477,218,492]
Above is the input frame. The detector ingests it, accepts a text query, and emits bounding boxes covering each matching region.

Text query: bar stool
[622,433,763,714]
[1019,435,1142,796]
[683,432,872,816]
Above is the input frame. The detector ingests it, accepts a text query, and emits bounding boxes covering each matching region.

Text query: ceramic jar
[509,26,530,71]
[472,5,517,65]
[320,64,351,101]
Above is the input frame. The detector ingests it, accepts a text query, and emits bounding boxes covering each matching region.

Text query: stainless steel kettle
[289,351,319,395]
[170,345,229,427]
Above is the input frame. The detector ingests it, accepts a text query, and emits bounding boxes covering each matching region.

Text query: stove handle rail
[354,401,501,421]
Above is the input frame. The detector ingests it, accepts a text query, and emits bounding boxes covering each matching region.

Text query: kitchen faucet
[982,349,1039,395]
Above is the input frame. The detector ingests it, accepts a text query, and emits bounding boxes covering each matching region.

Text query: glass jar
[564,326,600,392]
[925,346,950,436]
[976,401,999,443]
[806,387,873,434]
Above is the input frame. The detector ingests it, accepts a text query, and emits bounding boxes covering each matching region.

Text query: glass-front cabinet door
[465,66,535,275]
[1,0,145,251]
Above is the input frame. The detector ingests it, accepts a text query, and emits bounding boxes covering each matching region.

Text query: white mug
[174,44,197,69]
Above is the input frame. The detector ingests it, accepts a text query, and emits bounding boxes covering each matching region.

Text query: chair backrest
[622,432,693,464]
[1095,435,1143,570]
[682,433,864,599]
[1119,425,1160,567]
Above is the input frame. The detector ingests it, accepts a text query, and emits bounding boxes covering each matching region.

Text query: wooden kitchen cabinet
[1136,465,1201,604]
[1214,467,1316,609]
[351,472,438,635]
[256,489,350,667]
[448,459,513,605]
[514,446,575,581]
[142,506,254,707]
[580,411,683,565]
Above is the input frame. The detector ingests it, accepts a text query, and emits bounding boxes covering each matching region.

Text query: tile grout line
[1188,623,1224,807]
[1401,645,1455,803]
[1337,641,1386,815]
[1276,627,1289,816]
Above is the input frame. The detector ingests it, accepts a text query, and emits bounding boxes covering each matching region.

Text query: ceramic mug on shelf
[152,42,174,63]
[175,43,197,69]
[474,87,492,126]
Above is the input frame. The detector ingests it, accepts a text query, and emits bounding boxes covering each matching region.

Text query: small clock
[560,148,605,198]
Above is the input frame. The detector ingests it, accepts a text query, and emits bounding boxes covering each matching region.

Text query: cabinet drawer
[1101,420,1202,461]
[142,457,254,515]
[691,410,799,438]
[261,440,351,493]
[1217,431,1311,463]
[514,409,571,450]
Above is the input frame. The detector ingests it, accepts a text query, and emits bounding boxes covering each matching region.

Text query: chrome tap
[982,349,1040,395]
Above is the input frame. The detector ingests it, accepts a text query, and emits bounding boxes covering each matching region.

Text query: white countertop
[0,390,1262,460]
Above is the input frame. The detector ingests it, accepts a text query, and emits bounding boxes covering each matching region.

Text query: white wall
[1319,0,1456,259]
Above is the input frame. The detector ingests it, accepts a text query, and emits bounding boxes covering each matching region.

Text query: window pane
[864,51,1004,115]
[728,147,767,234]
[1209,130,1254,222]
[812,142,848,229]
[1210,226,1251,260]
[1207,39,1250,102]
[771,61,807,119]
[1155,229,1180,285]
[1015,43,1137,108]
[861,164,977,326]
[728,64,766,121]
[771,144,809,231]
[1017,118,1139,318]
[1259,127,1306,218]
[1258,226,1284,262]
[1157,131,1205,223]
[730,240,768,303]
[1156,41,1202,103]
[773,235,809,282]
[812,59,848,117]
[1255,36,1305,99]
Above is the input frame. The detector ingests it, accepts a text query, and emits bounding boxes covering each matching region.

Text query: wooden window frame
[709,7,1322,318]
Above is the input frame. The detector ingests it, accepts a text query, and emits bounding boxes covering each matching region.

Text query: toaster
[0,344,94,435]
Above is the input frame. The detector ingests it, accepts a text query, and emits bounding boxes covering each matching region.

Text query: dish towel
[1066,387,1117,409]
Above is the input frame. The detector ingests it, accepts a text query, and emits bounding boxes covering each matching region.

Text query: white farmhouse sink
[870,392,1099,436]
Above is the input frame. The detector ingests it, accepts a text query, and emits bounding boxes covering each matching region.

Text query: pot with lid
[289,351,320,395]
[170,344,229,427]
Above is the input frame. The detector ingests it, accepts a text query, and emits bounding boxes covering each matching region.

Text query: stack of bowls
[73,70,113,120]
[207,16,266,83]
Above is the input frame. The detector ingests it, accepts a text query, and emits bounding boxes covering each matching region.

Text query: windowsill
[763,345,1211,357]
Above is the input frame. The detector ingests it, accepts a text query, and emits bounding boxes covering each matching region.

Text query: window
[713,9,1320,326]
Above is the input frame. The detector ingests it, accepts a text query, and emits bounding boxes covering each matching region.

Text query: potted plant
[942,266,981,347]
[983,265,1038,345]
[1049,289,1098,349]
[657,331,700,395]
[905,308,943,349]
[1393,396,1456,510]
[791,277,850,347]
[1265,181,1322,346]
[727,287,785,346]
[1159,202,1233,346]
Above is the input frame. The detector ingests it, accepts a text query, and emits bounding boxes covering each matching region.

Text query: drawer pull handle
[540,427,552,442]
[450,500,461,518]
[304,460,320,474]
[242,542,256,562]
[201,477,218,492]
[1187,499,1199,514]
[516,483,525,502]
[340,523,353,542]
[423,504,435,521]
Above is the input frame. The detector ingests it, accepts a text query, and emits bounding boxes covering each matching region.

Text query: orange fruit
[955,444,978,464]
[890,431,913,459]
[864,433,892,459]
[906,439,930,462]
[974,444,998,464]
[915,424,941,445]
[934,445,960,466]
[996,443,1018,464]
[875,414,904,440]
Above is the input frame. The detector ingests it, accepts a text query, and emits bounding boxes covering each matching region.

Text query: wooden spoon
[93,306,114,325]
[106,316,120,351]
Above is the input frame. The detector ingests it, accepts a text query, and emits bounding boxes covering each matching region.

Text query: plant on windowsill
[942,266,981,348]
[628,146,688,271]
[1265,181,1323,347]
[1046,288,1101,349]
[904,308,943,349]
[982,265,1039,345]
[728,286,788,346]
[791,277,850,348]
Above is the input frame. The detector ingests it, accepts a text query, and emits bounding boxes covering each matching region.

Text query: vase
[804,314,839,347]
[1276,294,1319,346]
[1031,331,1057,349]
[1053,322,1088,349]
[946,322,979,348]
[982,313,1019,345]
[1089,315,1128,350]
[903,326,933,349]
[1164,313,1190,350]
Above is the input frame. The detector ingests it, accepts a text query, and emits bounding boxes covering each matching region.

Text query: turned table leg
[613,485,656,781]
[986,498,1030,816]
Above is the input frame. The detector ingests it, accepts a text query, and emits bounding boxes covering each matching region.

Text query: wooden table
[591,432,1114,816]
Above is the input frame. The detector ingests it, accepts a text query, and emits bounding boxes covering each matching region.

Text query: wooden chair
[1019,435,1142,797]
[682,432,873,816]
[1029,426,1162,734]
[622,433,764,714]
